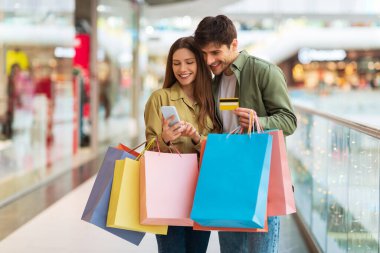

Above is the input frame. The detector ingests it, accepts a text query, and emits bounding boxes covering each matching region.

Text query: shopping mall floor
[0,140,310,253]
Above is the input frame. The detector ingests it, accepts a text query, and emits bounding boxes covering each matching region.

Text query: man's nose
[205,54,214,65]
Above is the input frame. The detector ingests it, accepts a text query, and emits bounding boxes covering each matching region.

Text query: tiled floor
[0,151,310,252]
[0,175,310,253]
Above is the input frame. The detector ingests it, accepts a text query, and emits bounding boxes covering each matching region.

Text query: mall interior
[0,0,379,252]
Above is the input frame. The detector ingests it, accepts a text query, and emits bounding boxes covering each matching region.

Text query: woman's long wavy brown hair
[163,36,220,132]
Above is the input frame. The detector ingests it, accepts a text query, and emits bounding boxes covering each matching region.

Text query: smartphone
[161,106,181,127]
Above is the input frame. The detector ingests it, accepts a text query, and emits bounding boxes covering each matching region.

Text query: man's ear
[231,39,238,51]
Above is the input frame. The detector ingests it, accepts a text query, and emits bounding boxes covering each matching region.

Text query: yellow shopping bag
[107,141,168,235]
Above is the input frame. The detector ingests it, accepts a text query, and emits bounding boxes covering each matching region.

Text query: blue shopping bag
[81,147,145,245]
[190,133,273,228]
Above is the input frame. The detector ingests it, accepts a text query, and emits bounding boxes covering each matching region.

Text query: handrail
[294,104,380,140]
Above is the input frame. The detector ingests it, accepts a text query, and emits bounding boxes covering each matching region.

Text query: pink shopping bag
[140,150,198,226]
[267,130,296,216]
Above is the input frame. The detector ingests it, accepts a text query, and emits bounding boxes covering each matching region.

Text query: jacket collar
[169,82,196,108]
[231,50,249,72]
[169,82,185,101]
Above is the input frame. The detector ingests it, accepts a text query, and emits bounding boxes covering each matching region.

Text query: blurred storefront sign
[281,49,380,92]
[298,48,347,64]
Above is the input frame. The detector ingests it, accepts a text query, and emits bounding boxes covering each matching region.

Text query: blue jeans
[156,226,210,253]
[219,216,280,253]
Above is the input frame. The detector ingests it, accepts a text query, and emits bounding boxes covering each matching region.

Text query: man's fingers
[234,111,249,119]
[234,108,256,118]
[239,118,250,124]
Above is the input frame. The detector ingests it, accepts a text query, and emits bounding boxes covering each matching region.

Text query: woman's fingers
[168,121,183,133]
[179,122,195,137]
[190,128,196,136]
[181,124,190,135]
[173,132,181,139]
[162,117,184,142]
[163,115,174,127]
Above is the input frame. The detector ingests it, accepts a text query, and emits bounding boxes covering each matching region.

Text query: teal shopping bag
[190,133,273,228]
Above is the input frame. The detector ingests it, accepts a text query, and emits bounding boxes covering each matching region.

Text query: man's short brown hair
[194,15,237,48]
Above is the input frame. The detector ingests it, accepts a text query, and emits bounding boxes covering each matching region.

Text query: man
[194,15,297,253]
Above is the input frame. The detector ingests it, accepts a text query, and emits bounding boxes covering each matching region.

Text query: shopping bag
[199,130,296,217]
[81,146,144,245]
[140,150,199,226]
[107,158,168,234]
[193,218,268,232]
[191,132,273,228]
[117,143,140,157]
[267,130,296,216]
[194,140,268,232]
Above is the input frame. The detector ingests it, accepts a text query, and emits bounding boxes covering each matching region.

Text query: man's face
[201,40,238,76]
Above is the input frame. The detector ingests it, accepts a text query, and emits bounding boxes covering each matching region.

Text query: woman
[144,36,220,253]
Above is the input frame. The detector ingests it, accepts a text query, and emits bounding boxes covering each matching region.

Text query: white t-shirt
[218,73,239,133]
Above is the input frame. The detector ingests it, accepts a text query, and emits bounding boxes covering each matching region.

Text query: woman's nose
[179,64,187,71]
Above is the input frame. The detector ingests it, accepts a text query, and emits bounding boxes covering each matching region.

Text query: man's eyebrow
[202,50,220,53]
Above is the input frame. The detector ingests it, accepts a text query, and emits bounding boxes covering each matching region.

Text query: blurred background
[0,1,379,252]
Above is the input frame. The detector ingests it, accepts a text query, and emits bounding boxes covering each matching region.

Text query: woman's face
[172,48,197,87]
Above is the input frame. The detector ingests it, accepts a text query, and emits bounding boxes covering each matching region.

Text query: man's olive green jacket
[213,50,297,136]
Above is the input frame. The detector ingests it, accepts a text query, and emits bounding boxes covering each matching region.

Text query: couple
[144,15,297,253]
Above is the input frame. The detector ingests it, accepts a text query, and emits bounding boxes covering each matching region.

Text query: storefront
[0,0,78,202]
[0,1,76,164]
[280,48,380,94]
[96,0,141,143]
[0,0,143,204]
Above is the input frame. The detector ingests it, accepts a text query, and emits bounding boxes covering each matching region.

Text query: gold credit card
[219,98,239,110]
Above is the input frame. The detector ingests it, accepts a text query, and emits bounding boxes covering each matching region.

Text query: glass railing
[287,104,380,252]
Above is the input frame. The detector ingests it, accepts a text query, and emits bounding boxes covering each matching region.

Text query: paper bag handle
[136,138,156,160]
[227,110,263,138]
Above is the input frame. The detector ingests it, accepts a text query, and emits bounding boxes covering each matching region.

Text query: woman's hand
[161,115,183,144]
[233,107,256,130]
[181,121,201,144]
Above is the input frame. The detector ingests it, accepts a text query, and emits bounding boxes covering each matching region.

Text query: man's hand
[233,107,256,130]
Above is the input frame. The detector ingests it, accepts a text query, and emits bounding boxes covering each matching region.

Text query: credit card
[219,98,239,110]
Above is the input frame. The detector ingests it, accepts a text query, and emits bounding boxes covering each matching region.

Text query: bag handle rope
[227,109,264,138]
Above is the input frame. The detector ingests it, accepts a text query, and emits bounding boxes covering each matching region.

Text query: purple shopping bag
[81,146,145,245]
